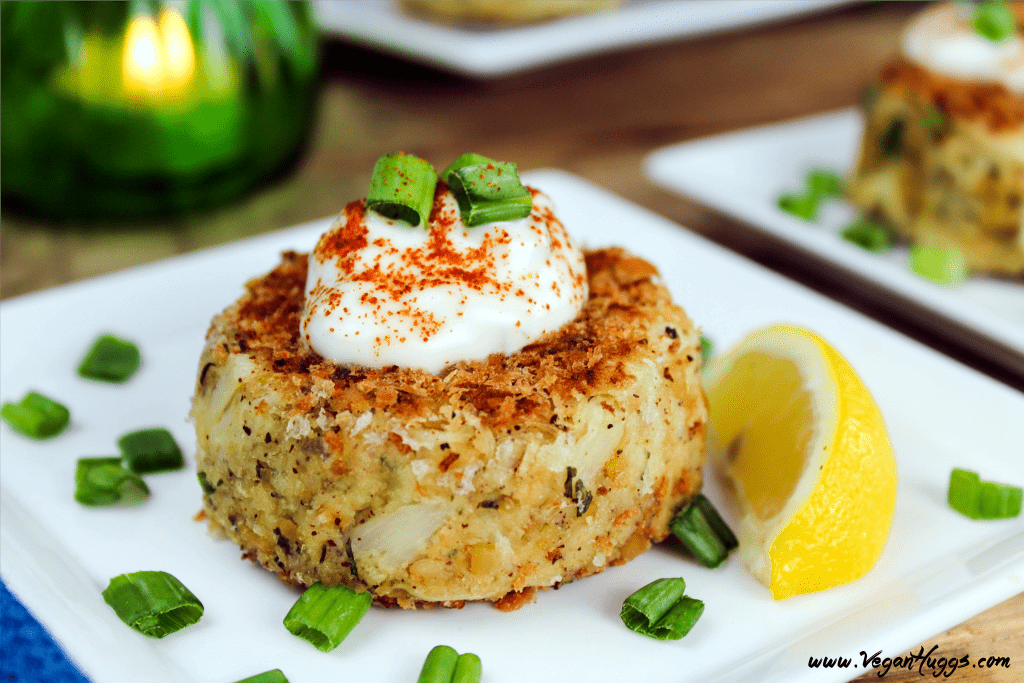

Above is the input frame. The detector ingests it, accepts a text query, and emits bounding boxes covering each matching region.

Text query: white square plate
[645,108,1024,367]
[2,170,1022,683]
[314,0,852,78]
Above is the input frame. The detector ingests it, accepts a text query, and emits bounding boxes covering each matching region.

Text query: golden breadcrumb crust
[193,247,707,608]
[878,57,1024,133]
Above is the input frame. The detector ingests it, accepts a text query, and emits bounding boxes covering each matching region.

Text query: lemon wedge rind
[703,324,896,600]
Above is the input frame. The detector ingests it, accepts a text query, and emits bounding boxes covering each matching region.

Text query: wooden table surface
[1,2,1021,681]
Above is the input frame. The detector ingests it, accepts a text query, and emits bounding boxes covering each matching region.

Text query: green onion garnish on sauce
[282,582,372,652]
[949,468,1022,520]
[118,428,184,474]
[75,457,150,506]
[841,218,891,253]
[1,391,70,439]
[670,493,738,568]
[620,577,704,641]
[366,152,437,228]
[909,243,968,285]
[974,0,1018,42]
[417,645,483,683]
[233,670,289,683]
[78,334,141,382]
[102,571,203,638]
[441,153,533,227]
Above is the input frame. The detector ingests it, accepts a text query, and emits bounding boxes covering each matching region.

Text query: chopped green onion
[807,169,845,200]
[841,218,891,252]
[948,468,982,519]
[921,106,948,137]
[417,646,482,683]
[442,154,533,227]
[440,153,495,180]
[881,118,906,158]
[102,571,203,638]
[948,468,1022,520]
[75,457,149,506]
[418,645,459,683]
[909,243,968,285]
[670,493,738,568]
[366,152,437,228]
[198,471,217,494]
[777,191,818,221]
[699,335,713,366]
[974,0,1017,41]
[118,428,183,474]
[452,653,483,683]
[233,670,289,683]
[1,391,70,439]
[979,481,1023,519]
[620,577,704,640]
[283,582,372,652]
[78,334,141,382]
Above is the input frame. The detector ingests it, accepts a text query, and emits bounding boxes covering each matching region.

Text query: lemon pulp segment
[710,351,816,521]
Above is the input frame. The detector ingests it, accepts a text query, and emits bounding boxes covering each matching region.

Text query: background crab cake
[192,247,706,609]
[850,2,1024,277]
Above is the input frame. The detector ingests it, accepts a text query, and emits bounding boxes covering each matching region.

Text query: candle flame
[122,8,196,100]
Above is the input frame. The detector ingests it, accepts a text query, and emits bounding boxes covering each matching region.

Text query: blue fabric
[1,579,91,683]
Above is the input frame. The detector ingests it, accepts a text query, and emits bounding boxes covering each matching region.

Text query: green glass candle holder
[1,0,320,220]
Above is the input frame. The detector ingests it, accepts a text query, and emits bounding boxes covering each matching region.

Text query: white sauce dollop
[902,2,1024,92]
[301,187,588,374]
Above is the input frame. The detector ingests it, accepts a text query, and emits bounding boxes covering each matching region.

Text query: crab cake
[192,247,706,609]
[849,1,1024,277]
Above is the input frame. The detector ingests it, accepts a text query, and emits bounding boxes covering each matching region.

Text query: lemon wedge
[703,324,896,600]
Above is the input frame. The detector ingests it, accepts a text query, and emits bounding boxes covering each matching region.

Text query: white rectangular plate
[314,0,851,78]
[645,108,1024,365]
[2,170,1023,683]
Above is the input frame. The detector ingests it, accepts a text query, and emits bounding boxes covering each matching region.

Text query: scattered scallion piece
[102,571,203,638]
[974,0,1017,42]
[777,191,818,222]
[282,582,372,652]
[233,670,289,683]
[78,334,141,382]
[670,493,738,568]
[979,481,1023,519]
[366,152,437,228]
[620,578,704,641]
[948,468,981,519]
[807,169,845,200]
[1,391,70,439]
[417,646,482,683]
[452,653,483,683]
[841,218,891,253]
[699,335,713,366]
[75,457,150,506]
[909,243,968,285]
[118,428,184,474]
[441,153,533,227]
[418,645,459,683]
[949,468,1022,520]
